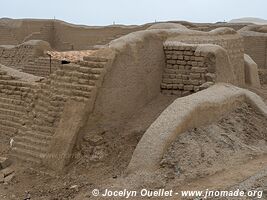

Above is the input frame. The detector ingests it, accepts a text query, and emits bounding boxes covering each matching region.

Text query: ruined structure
[239,25,267,84]
[0,19,266,191]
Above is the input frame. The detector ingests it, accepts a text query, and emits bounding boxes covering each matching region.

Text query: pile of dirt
[160,103,267,188]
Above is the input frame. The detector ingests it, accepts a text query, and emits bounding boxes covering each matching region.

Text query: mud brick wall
[178,35,244,86]
[23,57,62,77]
[240,33,267,70]
[0,54,111,164]
[0,45,35,70]
[0,69,34,144]
[161,43,215,96]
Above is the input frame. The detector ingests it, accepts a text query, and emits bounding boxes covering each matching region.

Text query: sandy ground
[0,86,267,200]
[160,102,267,199]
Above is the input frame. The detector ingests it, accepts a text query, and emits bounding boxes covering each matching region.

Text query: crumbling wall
[0,44,36,70]
[0,40,62,77]
[94,32,166,122]
[23,57,61,77]
[0,25,18,45]
[0,50,113,166]
[0,65,41,155]
[239,30,267,84]
[161,41,237,96]
[168,31,244,86]
[0,19,150,51]
[161,42,215,96]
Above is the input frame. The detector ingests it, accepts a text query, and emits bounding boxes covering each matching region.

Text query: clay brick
[178,84,184,89]
[184,51,194,56]
[190,80,200,85]
[173,65,179,69]
[172,84,179,89]
[184,85,194,91]
[194,56,204,62]
[179,65,185,70]
[185,65,191,70]
[177,55,184,60]
[175,74,182,79]
[173,79,183,84]
[169,74,176,79]
[192,67,206,73]
[163,78,174,84]
[177,60,187,65]
[184,56,190,61]
[182,75,189,80]
[172,55,178,59]
[190,73,201,79]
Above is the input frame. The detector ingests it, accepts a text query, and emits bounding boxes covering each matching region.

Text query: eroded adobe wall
[23,57,61,77]
[0,19,55,45]
[0,65,41,153]
[0,50,114,165]
[93,27,243,124]
[168,32,245,86]
[93,32,166,122]
[0,44,36,70]
[161,42,216,96]
[0,40,63,77]
[53,22,150,50]
[0,19,150,51]
[239,30,267,84]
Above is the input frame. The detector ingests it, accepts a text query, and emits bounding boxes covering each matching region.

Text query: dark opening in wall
[61,60,70,64]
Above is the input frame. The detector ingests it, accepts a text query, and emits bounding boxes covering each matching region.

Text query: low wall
[0,19,150,51]
[162,42,211,96]
[127,83,267,175]
[23,57,61,77]
[0,40,62,77]
[240,31,267,70]
[0,50,114,166]
[94,27,243,124]
[167,28,245,86]
[161,42,235,96]
[0,64,41,152]
[239,30,267,84]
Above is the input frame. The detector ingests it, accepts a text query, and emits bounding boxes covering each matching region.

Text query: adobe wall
[0,49,114,166]
[167,29,245,86]
[93,27,243,123]
[93,31,166,122]
[23,57,61,77]
[0,19,150,51]
[0,40,62,77]
[0,64,42,149]
[53,22,150,50]
[162,42,216,96]
[239,29,267,84]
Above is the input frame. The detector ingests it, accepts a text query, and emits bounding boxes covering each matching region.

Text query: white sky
[1,0,266,25]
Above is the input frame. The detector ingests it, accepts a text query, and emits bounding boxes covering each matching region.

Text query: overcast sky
[1,0,266,25]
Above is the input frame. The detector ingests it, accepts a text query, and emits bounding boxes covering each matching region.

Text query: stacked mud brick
[161,42,216,96]
[0,45,35,70]
[0,68,33,146]
[23,57,61,77]
[0,55,109,164]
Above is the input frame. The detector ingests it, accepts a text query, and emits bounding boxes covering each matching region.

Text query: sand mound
[160,103,267,183]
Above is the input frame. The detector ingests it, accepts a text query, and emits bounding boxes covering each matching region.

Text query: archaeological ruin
[0,18,266,199]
